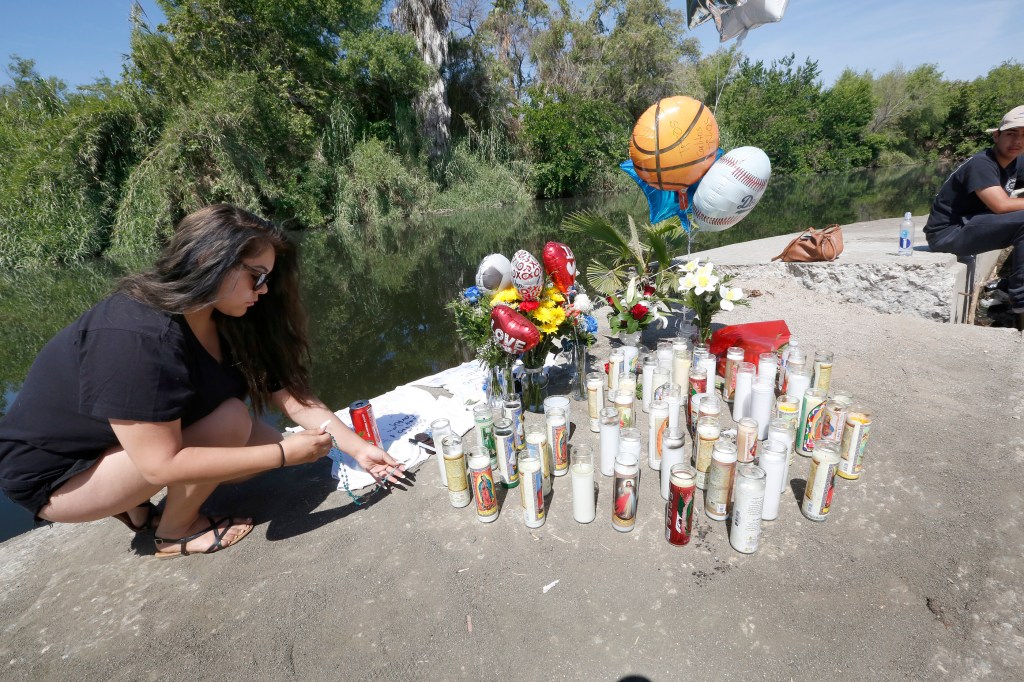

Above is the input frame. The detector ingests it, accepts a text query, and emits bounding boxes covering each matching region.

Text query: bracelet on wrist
[276,442,286,468]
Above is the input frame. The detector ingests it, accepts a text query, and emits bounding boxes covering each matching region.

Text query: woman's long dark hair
[118,204,314,414]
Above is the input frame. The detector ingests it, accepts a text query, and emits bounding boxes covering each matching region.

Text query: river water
[0,163,946,541]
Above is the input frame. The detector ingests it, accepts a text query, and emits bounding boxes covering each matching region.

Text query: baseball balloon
[629,96,720,191]
[542,242,576,293]
[475,253,513,294]
[691,146,771,232]
[510,250,544,301]
[491,305,540,354]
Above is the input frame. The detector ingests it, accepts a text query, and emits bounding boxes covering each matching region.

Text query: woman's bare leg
[40,399,257,552]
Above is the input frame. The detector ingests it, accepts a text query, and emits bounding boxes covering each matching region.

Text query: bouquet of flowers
[606,267,673,336]
[677,259,746,344]
[448,245,598,411]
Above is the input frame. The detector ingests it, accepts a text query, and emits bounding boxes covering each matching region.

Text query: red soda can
[349,400,382,447]
[665,464,697,546]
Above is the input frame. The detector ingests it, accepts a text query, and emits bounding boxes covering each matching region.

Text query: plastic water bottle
[898,212,914,256]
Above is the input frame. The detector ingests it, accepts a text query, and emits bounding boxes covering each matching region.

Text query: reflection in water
[0,164,947,540]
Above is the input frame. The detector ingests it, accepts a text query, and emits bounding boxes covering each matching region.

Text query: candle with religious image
[611,449,640,532]
[586,371,605,432]
[648,400,670,470]
[468,448,499,522]
[546,406,569,476]
[608,348,624,393]
[517,450,545,528]
[525,424,552,495]
[724,347,745,401]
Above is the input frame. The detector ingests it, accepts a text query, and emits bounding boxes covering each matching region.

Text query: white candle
[672,349,691,390]
[666,384,682,430]
[660,428,687,500]
[656,341,674,373]
[599,407,620,477]
[621,345,639,375]
[641,356,656,413]
[750,379,774,440]
[570,445,596,524]
[758,441,787,520]
[757,352,778,389]
[787,366,813,405]
[525,426,551,496]
[648,400,669,470]
[618,374,637,404]
[544,394,571,431]
[733,362,756,420]
[608,349,623,392]
[699,354,717,389]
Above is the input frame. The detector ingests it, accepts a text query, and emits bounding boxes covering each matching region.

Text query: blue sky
[0,0,1017,89]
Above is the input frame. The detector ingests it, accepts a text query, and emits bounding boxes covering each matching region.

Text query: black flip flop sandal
[153,515,253,559]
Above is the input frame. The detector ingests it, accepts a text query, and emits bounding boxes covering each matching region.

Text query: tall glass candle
[611,449,640,532]
[699,354,717,390]
[546,406,569,476]
[525,424,551,495]
[612,389,634,429]
[599,407,620,477]
[750,378,775,440]
[544,395,571,432]
[787,364,813,405]
[660,427,687,500]
[724,347,745,402]
[672,347,691,390]
[758,441,788,520]
[608,348,624,392]
[705,440,738,521]
[652,367,671,403]
[693,416,720,490]
[468,448,499,523]
[666,384,683,430]
[757,351,778,389]
[570,444,596,523]
[732,361,756,420]
[641,355,657,413]
[648,400,669,470]
[656,340,674,373]
[517,450,545,528]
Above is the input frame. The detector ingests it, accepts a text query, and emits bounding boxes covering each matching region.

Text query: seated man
[925,106,1024,329]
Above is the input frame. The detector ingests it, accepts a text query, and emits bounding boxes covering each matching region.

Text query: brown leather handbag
[771,224,844,262]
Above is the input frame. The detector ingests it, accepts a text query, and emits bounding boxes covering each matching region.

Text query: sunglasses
[241,264,271,291]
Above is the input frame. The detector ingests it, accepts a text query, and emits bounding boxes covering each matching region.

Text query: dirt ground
[1,275,1021,681]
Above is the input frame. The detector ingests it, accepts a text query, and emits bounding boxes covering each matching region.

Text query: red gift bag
[709,321,792,377]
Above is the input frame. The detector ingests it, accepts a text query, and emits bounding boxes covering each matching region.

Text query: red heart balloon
[543,241,576,293]
[491,305,540,354]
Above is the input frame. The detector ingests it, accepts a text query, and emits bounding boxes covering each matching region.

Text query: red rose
[606,296,615,306]
[643,285,656,296]
[519,301,540,313]
[630,303,649,320]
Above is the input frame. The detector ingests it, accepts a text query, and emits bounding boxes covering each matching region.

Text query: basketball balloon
[629,96,720,191]
[691,146,771,232]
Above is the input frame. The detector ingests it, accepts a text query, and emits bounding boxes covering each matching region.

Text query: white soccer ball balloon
[475,253,513,294]
[691,146,771,232]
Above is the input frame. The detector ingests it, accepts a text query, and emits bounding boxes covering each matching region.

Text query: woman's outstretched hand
[350,444,408,487]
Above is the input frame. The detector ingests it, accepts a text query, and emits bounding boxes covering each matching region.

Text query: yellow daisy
[491,287,520,304]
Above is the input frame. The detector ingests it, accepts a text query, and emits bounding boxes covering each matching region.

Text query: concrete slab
[686,216,1003,324]
[1,276,1021,680]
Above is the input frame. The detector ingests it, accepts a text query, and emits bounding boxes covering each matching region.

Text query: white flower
[678,272,697,292]
[719,285,744,311]
[572,292,593,313]
[697,262,715,278]
[693,271,720,295]
[681,258,700,273]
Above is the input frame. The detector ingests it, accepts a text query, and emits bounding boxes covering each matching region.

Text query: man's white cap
[986,105,1024,132]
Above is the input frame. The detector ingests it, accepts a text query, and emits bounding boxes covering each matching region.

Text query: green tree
[519,90,630,197]
[815,69,877,170]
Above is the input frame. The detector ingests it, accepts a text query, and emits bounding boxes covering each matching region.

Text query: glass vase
[486,363,514,407]
[618,330,642,347]
[567,343,588,402]
[521,366,549,413]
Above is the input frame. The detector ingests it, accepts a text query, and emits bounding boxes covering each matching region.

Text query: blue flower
[583,314,598,333]
[464,286,482,303]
